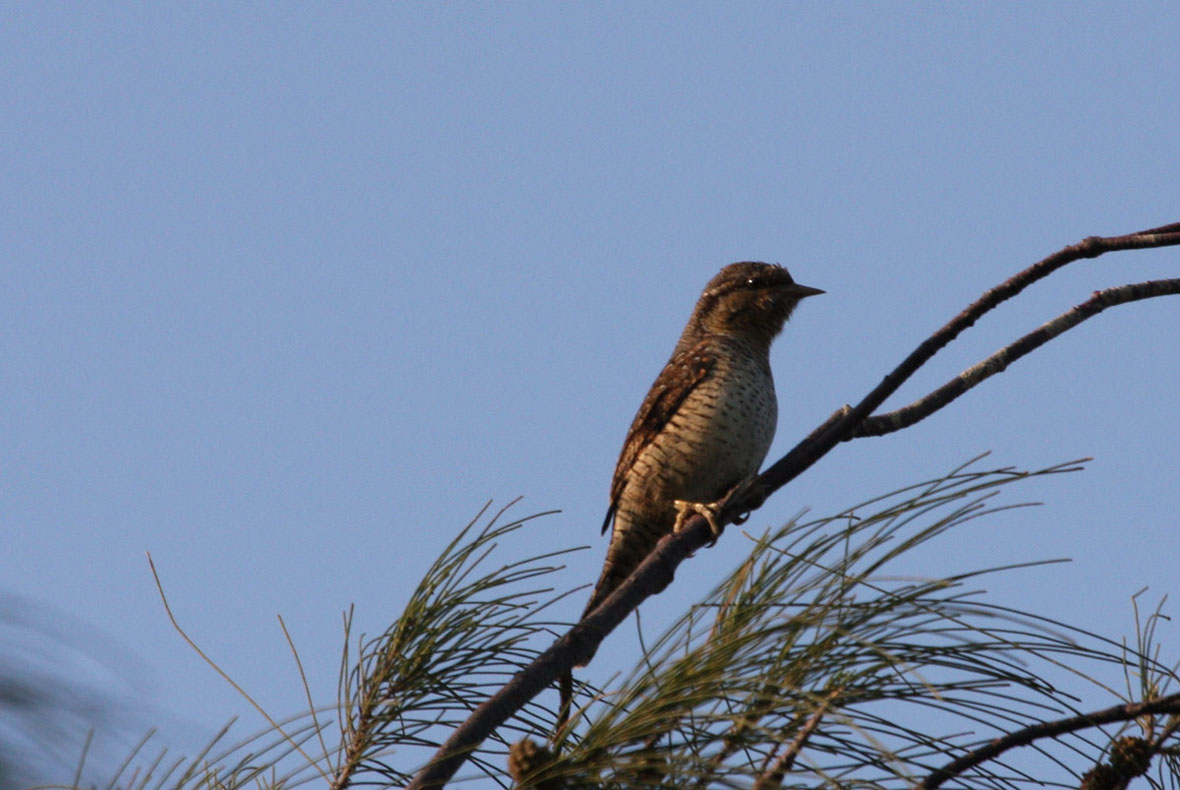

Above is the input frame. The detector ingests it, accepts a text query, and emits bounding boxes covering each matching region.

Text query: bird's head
[688,262,823,346]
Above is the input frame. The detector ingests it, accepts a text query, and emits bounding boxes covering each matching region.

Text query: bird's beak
[782,283,825,299]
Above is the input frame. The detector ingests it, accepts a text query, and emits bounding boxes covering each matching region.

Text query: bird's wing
[601,339,717,534]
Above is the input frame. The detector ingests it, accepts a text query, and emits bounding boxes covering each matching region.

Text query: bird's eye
[746,277,761,288]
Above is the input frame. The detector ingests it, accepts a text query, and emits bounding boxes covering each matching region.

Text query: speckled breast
[644,337,778,504]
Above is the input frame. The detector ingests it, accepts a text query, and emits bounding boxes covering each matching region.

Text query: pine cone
[507,738,562,790]
[1109,735,1153,777]
[1079,763,1121,790]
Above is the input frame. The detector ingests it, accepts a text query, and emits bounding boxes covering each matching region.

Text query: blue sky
[3,4,1178,783]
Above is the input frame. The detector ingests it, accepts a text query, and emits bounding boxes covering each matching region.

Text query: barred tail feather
[576,513,668,666]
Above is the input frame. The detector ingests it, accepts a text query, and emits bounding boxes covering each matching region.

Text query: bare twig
[405,223,1180,790]
[921,693,1180,790]
[852,278,1180,438]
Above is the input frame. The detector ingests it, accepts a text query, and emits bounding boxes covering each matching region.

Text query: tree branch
[405,223,1179,790]
[921,693,1180,790]
[851,278,1180,439]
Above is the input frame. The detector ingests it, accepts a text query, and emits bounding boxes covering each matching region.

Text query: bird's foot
[673,499,725,546]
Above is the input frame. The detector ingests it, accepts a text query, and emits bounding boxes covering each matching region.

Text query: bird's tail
[576,514,665,666]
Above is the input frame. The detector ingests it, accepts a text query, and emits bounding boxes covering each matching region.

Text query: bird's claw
[673,499,725,546]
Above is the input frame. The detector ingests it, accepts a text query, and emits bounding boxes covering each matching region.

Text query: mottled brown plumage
[581,262,823,639]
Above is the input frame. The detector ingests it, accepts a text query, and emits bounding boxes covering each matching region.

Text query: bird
[580,262,823,648]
